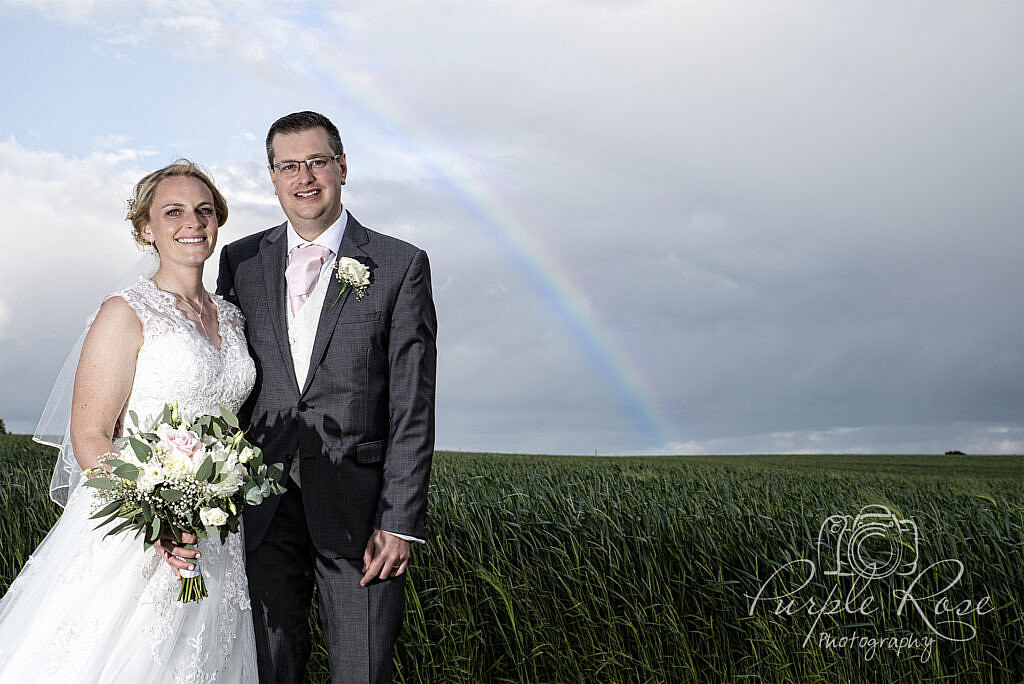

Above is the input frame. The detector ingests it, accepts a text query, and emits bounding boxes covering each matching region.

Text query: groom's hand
[155,532,201,580]
[361,530,410,586]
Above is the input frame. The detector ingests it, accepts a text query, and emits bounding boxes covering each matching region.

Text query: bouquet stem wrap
[177,544,206,603]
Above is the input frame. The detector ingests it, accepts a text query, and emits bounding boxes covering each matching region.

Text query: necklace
[153,279,209,337]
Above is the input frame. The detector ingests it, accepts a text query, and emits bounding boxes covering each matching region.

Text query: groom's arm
[216,245,238,306]
[362,248,436,585]
[378,248,437,537]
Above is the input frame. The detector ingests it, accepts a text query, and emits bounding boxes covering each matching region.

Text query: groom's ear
[268,166,280,197]
[338,154,347,186]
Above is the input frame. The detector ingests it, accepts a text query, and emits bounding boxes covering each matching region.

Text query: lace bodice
[112,277,255,426]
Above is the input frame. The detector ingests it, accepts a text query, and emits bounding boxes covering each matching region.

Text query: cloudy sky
[0,1,1020,455]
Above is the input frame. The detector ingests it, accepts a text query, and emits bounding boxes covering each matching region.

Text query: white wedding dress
[0,277,259,683]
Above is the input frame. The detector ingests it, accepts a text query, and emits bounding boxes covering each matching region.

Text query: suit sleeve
[377,249,437,538]
[216,245,238,306]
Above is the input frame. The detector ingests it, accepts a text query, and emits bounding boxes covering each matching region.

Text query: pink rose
[161,428,202,457]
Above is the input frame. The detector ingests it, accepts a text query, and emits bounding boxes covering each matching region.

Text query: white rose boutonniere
[331,256,371,307]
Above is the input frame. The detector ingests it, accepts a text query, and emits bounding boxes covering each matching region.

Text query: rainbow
[433,171,674,450]
[307,64,674,451]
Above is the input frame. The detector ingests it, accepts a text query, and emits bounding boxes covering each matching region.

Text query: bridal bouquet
[83,402,286,602]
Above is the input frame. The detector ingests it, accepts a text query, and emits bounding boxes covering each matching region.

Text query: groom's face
[269,126,346,235]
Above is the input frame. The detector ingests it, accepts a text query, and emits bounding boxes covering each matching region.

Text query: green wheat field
[2,433,1021,683]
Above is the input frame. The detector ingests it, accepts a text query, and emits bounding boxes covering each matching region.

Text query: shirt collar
[286,208,348,256]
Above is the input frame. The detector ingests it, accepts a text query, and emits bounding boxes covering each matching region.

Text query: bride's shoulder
[95,277,170,330]
[86,293,144,341]
[106,276,161,308]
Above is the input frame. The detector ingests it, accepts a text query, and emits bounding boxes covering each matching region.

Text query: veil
[33,251,160,507]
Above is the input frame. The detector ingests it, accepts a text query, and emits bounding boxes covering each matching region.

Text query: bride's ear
[140,223,156,249]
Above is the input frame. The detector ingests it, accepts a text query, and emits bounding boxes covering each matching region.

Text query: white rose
[337,257,370,286]
[165,451,192,477]
[209,468,244,497]
[238,446,254,464]
[142,462,166,487]
[199,507,229,527]
[209,443,231,463]
[137,472,157,493]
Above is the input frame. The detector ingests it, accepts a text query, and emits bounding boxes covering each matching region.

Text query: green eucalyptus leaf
[145,517,162,544]
[160,489,184,503]
[195,455,214,481]
[90,499,125,519]
[113,463,141,481]
[107,518,136,537]
[83,478,116,490]
[219,406,239,429]
[92,513,120,532]
[129,437,152,463]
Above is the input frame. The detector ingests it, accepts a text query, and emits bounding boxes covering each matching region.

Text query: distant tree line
[0,419,6,435]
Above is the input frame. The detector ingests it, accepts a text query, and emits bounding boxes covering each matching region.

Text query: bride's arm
[69,296,142,470]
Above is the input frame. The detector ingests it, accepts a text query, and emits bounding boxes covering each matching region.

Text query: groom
[216,111,437,682]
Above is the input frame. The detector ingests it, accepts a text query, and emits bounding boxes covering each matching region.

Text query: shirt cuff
[381,530,425,544]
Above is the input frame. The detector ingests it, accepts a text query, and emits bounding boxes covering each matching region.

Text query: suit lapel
[259,223,302,394]
[302,213,369,395]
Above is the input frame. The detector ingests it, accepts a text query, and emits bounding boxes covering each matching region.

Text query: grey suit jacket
[217,213,437,557]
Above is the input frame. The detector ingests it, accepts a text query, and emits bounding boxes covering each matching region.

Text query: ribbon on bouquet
[177,544,207,603]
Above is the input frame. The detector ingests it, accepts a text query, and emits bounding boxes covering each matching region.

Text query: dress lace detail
[115,277,256,426]
[0,276,259,682]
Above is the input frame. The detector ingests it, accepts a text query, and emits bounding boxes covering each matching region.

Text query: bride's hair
[126,159,229,247]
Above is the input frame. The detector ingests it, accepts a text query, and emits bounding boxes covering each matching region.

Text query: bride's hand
[154,532,201,580]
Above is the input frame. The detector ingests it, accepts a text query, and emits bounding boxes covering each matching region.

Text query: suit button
[297,401,309,412]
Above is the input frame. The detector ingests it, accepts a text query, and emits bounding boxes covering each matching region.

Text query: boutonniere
[331,256,371,307]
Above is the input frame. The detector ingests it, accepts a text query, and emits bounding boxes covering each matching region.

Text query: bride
[0,161,258,681]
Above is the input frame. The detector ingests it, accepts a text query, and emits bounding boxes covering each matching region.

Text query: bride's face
[141,176,219,266]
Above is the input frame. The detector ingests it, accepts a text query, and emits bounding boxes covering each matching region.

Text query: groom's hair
[266,111,344,165]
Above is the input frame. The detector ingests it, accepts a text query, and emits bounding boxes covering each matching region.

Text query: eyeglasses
[271,154,342,178]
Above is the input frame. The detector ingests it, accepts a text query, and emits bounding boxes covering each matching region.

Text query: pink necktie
[285,244,333,316]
